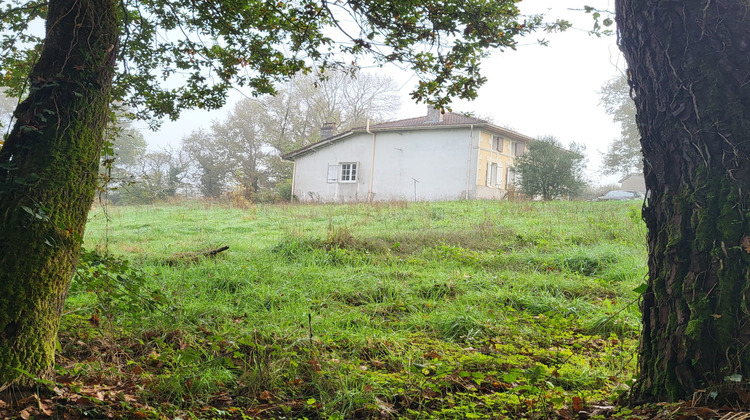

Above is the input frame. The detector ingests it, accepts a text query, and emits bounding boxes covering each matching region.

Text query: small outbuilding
[619,172,646,194]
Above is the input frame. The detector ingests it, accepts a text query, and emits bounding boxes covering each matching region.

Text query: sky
[140,0,625,185]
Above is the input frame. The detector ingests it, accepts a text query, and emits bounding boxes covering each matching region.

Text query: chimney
[426,107,443,123]
[320,122,337,139]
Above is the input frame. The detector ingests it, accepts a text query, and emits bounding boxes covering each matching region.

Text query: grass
[57,199,647,419]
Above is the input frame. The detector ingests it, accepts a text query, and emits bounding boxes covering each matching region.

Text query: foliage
[599,75,641,176]
[512,136,587,200]
[0,0,551,122]
[262,68,401,154]
[71,249,168,330]
[180,68,401,201]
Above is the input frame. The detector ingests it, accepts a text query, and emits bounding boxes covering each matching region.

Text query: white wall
[292,127,477,202]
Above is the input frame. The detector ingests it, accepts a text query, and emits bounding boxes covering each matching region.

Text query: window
[513,142,525,157]
[492,136,504,152]
[486,162,500,187]
[339,162,358,182]
[327,162,359,183]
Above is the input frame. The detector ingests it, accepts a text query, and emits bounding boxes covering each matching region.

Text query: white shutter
[327,164,338,183]
[486,162,492,186]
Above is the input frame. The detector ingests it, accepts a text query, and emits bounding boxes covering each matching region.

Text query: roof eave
[281,131,357,161]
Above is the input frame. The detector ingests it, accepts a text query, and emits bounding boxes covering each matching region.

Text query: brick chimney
[320,122,337,139]
[426,106,443,123]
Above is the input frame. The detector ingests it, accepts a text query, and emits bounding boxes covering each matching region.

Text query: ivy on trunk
[617,0,750,402]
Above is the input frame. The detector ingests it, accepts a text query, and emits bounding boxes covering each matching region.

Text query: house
[619,172,646,193]
[282,108,534,202]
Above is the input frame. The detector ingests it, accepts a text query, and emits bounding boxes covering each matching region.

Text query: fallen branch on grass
[165,246,230,266]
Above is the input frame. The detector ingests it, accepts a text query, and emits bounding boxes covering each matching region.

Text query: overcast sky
[141,0,624,185]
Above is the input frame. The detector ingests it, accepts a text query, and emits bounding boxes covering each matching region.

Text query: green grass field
[61,200,647,419]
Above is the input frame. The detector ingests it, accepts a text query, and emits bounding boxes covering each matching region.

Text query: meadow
[58,200,647,419]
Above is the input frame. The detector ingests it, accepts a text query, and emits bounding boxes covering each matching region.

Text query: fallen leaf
[572,396,584,411]
[19,408,32,420]
[89,313,101,327]
[258,390,274,402]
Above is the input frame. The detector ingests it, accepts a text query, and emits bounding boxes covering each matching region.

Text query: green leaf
[633,283,648,294]
[725,374,743,383]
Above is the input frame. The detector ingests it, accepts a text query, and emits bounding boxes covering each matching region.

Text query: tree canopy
[0,0,551,124]
[599,74,641,176]
[512,136,586,201]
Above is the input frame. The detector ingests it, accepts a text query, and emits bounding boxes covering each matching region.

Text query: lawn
[49,200,646,419]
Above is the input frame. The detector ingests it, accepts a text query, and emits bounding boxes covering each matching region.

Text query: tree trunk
[616,0,750,402]
[0,0,118,387]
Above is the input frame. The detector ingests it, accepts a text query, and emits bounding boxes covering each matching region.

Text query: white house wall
[292,134,372,202]
[292,127,476,202]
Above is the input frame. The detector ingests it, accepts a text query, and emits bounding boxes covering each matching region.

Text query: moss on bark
[0,0,118,387]
[617,0,750,403]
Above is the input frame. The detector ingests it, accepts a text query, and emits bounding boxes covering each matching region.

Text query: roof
[365,112,488,129]
[618,172,645,183]
[282,112,535,160]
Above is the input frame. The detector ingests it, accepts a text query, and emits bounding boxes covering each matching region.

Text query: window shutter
[515,143,525,157]
[497,164,503,187]
[486,162,492,186]
[327,164,338,183]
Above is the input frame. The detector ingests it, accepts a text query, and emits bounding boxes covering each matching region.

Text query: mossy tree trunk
[0,0,118,387]
[616,0,750,402]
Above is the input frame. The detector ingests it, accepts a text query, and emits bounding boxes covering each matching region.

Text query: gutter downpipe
[367,119,376,203]
[466,125,473,200]
[290,160,296,203]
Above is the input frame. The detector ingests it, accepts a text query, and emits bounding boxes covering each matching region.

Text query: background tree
[616,0,750,403]
[180,68,401,201]
[599,74,641,176]
[101,116,148,203]
[205,100,269,201]
[0,0,553,387]
[512,136,587,201]
[182,129,232,200]
[115,146,190,204]
[261,69,401,154]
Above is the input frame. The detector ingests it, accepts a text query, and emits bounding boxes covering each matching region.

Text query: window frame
[339,162,358,183]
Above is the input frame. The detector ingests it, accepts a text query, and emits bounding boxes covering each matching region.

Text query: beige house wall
[476,131,520,197]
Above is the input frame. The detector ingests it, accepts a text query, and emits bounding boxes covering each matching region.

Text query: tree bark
[0,0,118,387]
[616,0,750,402]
